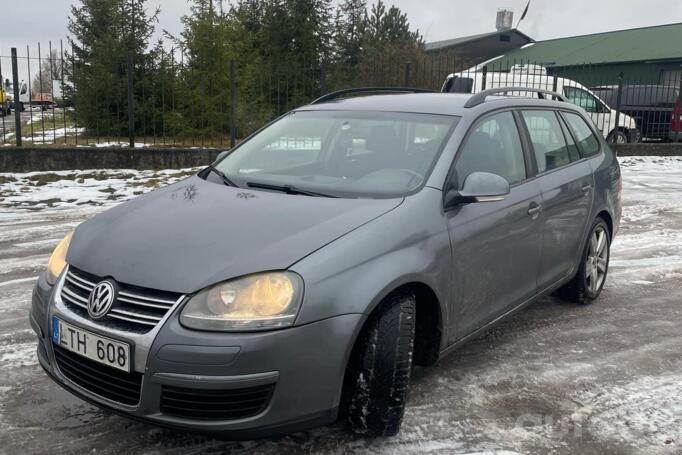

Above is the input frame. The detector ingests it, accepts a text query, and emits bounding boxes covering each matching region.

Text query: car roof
[296,92,582,117]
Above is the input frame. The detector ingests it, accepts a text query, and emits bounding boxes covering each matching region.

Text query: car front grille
[53,344,143,406]
[160,384,275,420]
[60,267,183,334]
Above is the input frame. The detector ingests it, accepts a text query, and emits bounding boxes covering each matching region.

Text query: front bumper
[31,271,364,436]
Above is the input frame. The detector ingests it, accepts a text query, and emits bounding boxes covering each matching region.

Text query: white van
[442,64,640,143]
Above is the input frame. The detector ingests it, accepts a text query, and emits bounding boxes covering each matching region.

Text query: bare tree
[31,49,63,96]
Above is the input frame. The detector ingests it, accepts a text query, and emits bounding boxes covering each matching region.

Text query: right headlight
[46,231,73,285]
[179,272,303,332]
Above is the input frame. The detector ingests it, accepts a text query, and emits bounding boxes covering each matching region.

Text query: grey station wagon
[31,86,621,437]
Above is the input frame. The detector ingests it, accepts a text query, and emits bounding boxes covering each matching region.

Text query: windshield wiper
[246,181,338,198]
[207,165,238,188]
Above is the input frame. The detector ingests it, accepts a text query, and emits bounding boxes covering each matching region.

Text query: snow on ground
[0,167,199,218]
[85,141,152,148]
[20,126,80,143]
[610,156,682,284]
[580,375,682,451]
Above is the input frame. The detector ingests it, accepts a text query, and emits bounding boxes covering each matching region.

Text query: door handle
[581,184,592,194]
[528,203,542,217]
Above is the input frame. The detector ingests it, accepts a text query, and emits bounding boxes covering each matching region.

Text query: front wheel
[558,218,611,304]
[344,290,416,436]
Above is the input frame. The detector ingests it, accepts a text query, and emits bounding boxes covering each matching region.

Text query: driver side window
[455,111,526,188]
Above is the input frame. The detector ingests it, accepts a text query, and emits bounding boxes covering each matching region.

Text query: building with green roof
[485,22,682,87]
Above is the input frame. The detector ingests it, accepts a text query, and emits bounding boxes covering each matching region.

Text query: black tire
[344,290,416,436]
[606,130,628,144]
[557,218,610,305]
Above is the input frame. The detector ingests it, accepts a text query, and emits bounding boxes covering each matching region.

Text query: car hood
[67,176,402,294]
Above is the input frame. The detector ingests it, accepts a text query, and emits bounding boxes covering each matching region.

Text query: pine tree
[335,0,367,67]
[67,0,159,137]
[363,0,422,46]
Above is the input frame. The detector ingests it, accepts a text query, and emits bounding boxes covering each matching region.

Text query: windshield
[214,110,459,198]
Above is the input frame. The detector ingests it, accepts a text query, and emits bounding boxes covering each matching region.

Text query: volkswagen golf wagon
[31,86,621,437]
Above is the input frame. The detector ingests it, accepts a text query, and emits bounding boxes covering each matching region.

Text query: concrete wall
[0,147,224,173]
[0,143,680,173]
[613,142,682,157]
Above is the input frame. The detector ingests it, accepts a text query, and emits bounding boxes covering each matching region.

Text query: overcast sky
[2,0,682,58]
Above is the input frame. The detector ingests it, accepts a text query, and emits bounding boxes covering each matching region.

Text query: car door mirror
[445,172,510,207]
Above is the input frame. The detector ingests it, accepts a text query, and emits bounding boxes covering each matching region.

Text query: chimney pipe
[496,9,514,31]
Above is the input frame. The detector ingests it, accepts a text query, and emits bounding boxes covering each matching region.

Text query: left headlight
[46,231,73,285]
[180,272,304,332]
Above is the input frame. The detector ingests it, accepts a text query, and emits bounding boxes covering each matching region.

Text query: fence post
[613,73,624,139]
[678,76,682,142]
[11,48,21,147]
[230,60,236,148]
[404,62,411,87]
[127,53,135,148]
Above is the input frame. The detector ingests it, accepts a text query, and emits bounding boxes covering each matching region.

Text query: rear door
[446,110,543,341]
[519,110,594,291]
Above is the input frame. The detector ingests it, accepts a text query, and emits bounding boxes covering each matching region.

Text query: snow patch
[0,342,38,368]
[578,375,682,450]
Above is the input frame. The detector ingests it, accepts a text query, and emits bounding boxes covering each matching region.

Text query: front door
[445,111,543,342]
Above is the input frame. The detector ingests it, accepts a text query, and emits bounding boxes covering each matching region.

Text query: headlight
[180,272,303,331]
[46,231,73,285]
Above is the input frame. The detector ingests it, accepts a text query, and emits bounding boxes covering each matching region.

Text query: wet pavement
[1,157,681,454]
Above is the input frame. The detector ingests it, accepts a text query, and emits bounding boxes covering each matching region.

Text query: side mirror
[214,150,229,163]
[444,172,510,208]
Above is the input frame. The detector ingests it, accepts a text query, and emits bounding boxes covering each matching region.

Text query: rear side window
[563,112,601,157]
[521,110,572,173]
[455,111,526,186]
[558,116,582,161]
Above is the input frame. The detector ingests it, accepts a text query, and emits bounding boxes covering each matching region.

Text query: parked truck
[442,64,641,144]
[2,79,61,111]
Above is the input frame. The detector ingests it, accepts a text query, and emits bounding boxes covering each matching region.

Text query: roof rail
[464,86,566,108]
[310,87,435,104]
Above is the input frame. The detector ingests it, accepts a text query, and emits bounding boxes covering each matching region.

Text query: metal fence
[1,41,681,148]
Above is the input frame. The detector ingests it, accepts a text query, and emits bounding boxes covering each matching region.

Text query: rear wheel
[557,218,610,305]
[344,290,416,436]
[606,130,628,144]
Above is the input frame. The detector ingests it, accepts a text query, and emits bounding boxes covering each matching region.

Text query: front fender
[290,188,451,330]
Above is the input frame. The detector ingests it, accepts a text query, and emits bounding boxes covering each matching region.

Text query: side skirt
[438,277,572,360]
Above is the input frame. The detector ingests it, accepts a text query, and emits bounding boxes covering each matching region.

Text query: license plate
[52,317,131,372]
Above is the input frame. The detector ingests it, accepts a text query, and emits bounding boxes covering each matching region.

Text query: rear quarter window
[562,112,601,157]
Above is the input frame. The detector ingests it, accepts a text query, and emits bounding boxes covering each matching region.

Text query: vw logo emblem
[88,281,116,319]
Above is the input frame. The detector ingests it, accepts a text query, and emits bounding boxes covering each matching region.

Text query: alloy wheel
[585,226,608,294]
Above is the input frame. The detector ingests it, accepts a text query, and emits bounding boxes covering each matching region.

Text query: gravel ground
[0,156,681,454]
